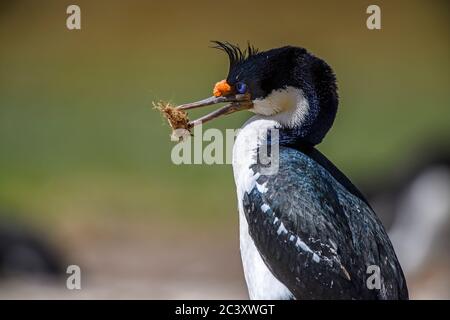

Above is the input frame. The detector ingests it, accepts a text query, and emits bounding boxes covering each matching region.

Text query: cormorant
[177,42,409,300]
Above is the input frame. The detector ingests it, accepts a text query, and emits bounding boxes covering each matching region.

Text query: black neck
[266,129,371,208]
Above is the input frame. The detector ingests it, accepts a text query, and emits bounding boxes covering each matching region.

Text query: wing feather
[242,147,408,299]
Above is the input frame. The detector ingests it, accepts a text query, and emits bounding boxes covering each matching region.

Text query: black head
[213,41,339,145]
[178,42,339,146]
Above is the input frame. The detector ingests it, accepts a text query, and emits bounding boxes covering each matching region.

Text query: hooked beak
[176,80,253,127]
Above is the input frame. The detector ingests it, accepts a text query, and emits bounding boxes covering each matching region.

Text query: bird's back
[236,138,408,299]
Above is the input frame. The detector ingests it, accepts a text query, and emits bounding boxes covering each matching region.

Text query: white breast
[232,116,293,300]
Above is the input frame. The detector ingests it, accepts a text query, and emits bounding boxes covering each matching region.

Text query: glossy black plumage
[213,43,409,299]
[211,41,259,71]
[216,43,338,145]
[243,146,409,299]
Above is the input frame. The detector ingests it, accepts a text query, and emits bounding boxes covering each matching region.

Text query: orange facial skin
[213,79,232,97]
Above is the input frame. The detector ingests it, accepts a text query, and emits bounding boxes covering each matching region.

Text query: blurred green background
[0,0,448,299]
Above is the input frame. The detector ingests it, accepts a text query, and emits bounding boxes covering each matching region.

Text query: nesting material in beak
[154,81,253,142]
[154,101,192,139]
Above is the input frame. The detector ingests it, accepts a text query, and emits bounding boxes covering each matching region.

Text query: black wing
[242,146,408,299]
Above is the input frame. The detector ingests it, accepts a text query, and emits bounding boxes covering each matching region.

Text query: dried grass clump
[153,101,192,141]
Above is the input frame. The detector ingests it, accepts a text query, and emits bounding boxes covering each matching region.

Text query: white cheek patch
[252,86,310,128]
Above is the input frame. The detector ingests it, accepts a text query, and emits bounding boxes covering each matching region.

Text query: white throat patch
[232,118,293,299]
[252,86,310,128]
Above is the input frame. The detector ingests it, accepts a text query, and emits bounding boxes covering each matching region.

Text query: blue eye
[236,82,247,94]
